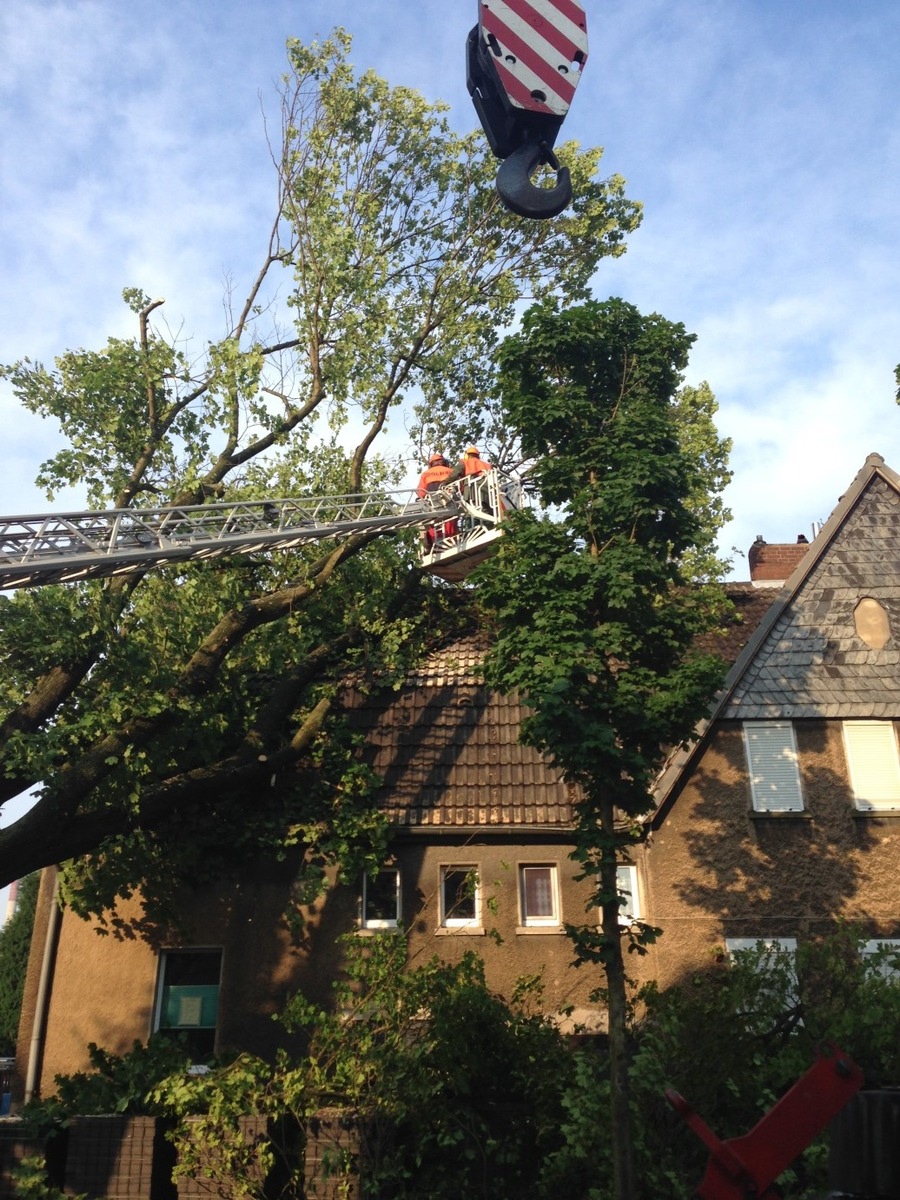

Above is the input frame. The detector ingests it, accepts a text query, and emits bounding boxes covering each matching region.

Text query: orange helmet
[465,445,480,456]
[428,452,446,466]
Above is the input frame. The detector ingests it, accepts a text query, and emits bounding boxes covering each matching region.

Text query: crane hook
[495,138,573,221]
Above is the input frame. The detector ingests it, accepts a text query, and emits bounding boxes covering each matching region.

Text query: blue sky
[2,0,899,569]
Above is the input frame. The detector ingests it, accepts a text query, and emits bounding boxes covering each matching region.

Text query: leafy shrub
[280,931,573,1200]
[0,872,40,1054]
[9,1155,86,1200]
[627,929,900,1200]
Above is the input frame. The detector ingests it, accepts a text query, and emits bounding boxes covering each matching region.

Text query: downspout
[24,867,61,1103]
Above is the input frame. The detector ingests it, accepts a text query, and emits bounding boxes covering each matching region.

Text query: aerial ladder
[0,469,525,591]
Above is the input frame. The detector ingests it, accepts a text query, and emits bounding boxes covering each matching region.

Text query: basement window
[154,949,221,1062]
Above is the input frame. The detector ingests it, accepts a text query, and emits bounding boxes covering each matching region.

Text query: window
[725,936,798,960]
[617,865,641,924]
[724,938,799,1019]
[440,866,480,927]
[843,721,900,811]
[154,949,221,1061]
[862,939,900,979]
[743,721,804,812]
[361,868,401,929]
[519,865,559,927]
[725,937,798,990]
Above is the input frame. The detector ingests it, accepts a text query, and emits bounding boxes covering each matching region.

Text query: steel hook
[495,139,573,220]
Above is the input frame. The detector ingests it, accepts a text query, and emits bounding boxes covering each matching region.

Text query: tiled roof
[348,580,778,831]
[345,635,575,829]
[695,583,780,665]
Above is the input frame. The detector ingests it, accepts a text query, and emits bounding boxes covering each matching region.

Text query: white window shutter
[744,722,803,812]
[616,865,640,923]
[843,722,900,810]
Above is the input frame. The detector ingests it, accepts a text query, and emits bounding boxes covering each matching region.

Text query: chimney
[748,535,812,587]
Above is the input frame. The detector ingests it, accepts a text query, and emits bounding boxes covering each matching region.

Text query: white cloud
[2,0,899,582]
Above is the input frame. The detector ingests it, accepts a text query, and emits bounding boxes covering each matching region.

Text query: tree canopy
[476,297,732,1200]
[0,31,641,923]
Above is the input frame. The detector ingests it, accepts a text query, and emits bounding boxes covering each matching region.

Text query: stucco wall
[18,837,607,1096]
[637,719,900,991]
[17,850,356,1096]
[392,835,604,1027]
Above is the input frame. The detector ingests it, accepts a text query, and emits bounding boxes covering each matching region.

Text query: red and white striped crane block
[477,0,588,120]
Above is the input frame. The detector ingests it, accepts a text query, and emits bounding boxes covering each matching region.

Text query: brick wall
[0,1121,57,1199]
[64,1116,174,1200]
[748,537,811,583]
[303,1108,364,1200]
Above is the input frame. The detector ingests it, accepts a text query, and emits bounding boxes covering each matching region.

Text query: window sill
[516,925,564,935]
[749,809,812,820]
[852,808,900,819]
[355,926,400,936]
[435,926,485,936]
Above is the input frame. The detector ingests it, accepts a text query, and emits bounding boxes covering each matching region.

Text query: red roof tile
[345,636,574,829]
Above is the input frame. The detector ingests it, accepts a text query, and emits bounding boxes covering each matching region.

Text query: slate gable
[724,462,900,720]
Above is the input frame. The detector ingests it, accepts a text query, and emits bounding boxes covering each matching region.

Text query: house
[16,453,900,1098]
[15,636,604,1098]
[637,452,900,989]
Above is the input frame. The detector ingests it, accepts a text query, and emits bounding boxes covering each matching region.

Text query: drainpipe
[24,867,61,1103]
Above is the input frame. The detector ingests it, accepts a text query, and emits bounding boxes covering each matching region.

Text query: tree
[0,873,39,1054]
[476,298,731,1200]
[0,31,641,919]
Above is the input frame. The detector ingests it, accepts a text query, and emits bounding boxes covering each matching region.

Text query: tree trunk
[600,799,637,1200]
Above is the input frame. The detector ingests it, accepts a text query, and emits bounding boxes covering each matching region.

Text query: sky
[3,0,900,567]
[0,0,898,894]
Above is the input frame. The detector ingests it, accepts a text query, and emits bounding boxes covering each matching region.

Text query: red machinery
[667,1044,864,1200]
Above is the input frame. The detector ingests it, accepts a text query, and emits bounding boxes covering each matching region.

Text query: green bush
[626,929,900,1200]
[0,872,40,1054]
[279,931,574,1200]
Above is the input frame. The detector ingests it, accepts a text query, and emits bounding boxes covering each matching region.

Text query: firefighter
[416,452,453,497]
[447,445,495,517]
[448,445,492,481]
[416,453,455,549]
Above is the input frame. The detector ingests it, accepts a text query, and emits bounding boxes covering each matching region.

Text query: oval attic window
[854,597,891,649]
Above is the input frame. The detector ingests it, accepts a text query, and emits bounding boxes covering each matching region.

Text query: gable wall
[726,475,900,720]
[639,719,900,991]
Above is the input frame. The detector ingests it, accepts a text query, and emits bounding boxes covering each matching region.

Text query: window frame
[862,939,900,979]
[723,937,800,1018]
[725,936,798,958]
[153,948,222,1061]
[843,721,900,812]
[743,721,804,813]
[439,865,481,928]
[616,865,641,925]
[361,867,402,930]
[518,864,560,928]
